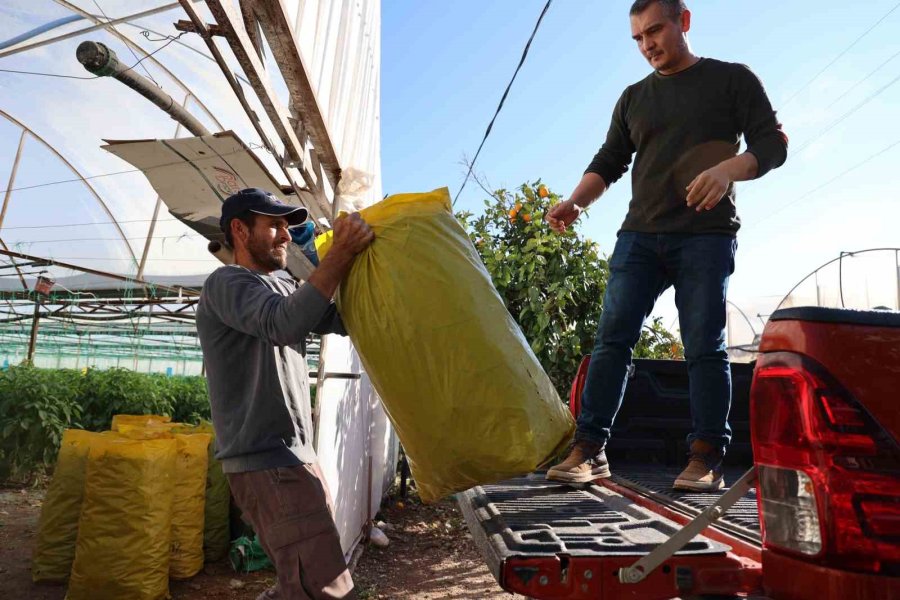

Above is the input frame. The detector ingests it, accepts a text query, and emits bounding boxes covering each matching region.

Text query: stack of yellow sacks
[31,415,229,600]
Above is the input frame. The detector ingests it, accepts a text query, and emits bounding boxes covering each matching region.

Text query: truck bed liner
[457,472,731,583]
[611,465,760,541]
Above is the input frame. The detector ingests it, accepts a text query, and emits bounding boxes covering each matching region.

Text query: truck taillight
[756,465,822,555]
[751,352,900,575]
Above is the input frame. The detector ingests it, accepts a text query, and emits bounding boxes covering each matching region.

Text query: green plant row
[0,366,210,482]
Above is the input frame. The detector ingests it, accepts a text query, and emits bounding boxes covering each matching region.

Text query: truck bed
[457,468,761,599]
[611,465,760,542]
[457,359,762,598]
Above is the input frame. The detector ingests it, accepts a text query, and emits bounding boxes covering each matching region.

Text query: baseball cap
[219,188,309,233]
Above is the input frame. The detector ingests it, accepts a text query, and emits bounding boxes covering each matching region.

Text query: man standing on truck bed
[197,188,373,599]
[545,0,787,491]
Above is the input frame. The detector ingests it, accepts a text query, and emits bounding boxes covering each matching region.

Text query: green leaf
[458,177,681,397]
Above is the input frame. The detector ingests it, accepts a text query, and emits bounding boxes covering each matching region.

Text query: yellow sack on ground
[32,429,102,583]
[316,187,574,502]
[183,422,231,563]
[169,432,210,579]
[67,435,175,600]
[110,413,171,431]
[169,421,229,562]
[116,423,211,578]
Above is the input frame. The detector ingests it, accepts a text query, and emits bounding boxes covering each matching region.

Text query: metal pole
[26,299,40,364]
[52,0,226,132]
[0,109,138,266]
[0,2,196,59]
[0,130,26,230]
[0,249,198,297]
[76,41,211,137]
[137,97,187,279]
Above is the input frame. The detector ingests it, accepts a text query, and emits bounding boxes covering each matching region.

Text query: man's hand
[330,212,375,257]
[686,164,732,212]
[546,199,583,233]
[307,212,373,298]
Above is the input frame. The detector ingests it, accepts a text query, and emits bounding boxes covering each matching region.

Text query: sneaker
[673,439,725,492]
[546,439,611,483]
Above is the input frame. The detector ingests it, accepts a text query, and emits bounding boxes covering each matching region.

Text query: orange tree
[458,180,682,398]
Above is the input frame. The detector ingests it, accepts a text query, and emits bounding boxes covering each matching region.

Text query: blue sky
[380,0,900,331]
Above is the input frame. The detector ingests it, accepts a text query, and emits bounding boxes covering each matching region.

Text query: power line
[0,142,273,195]
[747,136,900,232]
[0,68,95,80]
[1,218,181,230]
[453,0,553,207]
[92,0,159,87]
[826,47,900,109]
[781,1,900,107]
[791,68,900,157]
[8,233,203,244]
[0,30,186,82]
[25,257,219,262]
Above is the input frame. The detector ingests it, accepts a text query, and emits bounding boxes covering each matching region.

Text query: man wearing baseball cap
[197,188,373,599]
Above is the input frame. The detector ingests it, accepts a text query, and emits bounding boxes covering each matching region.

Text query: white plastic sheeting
[0,0,395,556]
[278,0,397,556]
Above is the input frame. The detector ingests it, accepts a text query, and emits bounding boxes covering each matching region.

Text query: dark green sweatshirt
[196,265,345,473]
[586,58,788,235]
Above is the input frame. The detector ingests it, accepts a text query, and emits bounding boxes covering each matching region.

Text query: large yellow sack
[32,429,102,583]
[317,187,574,502]
[192,422,230,563]
[67,435,176,600]
[169,432,210,579]
[110,414,171,431]
[116,422,211,578]
[169,421,229,562]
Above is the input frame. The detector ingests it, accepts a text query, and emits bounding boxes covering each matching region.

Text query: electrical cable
[92,0,159,86]
[826,47,900,109]
[746,136,900,231]
[0,30,186,82]
[0,141,273,195]
[791,69,900,157]
[781,1,900,107]
[453,0,553,207]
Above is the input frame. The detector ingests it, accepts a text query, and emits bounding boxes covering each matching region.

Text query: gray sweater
[196,265,346,473]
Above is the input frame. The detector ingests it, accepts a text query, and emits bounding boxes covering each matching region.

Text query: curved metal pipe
[76,40,211,137]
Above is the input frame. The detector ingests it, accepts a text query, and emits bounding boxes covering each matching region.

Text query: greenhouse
[1,0,395,581]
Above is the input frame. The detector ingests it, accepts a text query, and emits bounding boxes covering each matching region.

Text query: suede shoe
[546,439,611,483]
[673,439,725,492]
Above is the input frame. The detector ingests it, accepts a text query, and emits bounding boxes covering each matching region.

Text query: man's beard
[247,232,286,271]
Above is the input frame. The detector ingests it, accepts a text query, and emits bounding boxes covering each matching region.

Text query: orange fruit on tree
[538,185,549,198]
[522,213,532,223]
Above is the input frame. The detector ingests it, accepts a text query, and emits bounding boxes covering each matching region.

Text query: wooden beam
[252,0,341,187]
[177,0,330,227]
[240,0,265,62]
[202,0,334,222]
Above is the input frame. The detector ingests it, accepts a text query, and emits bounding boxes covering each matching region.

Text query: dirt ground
[353,492,520,599]
[0,484,518,600]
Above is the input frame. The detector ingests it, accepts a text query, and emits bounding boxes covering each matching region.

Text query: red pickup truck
[458,306,900,599]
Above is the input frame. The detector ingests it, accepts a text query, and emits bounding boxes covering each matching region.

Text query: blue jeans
[576,232,737,452]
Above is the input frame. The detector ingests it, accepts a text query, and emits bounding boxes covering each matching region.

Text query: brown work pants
[227,463,357,600]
